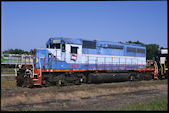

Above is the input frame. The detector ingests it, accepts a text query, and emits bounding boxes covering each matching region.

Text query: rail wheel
[23,77,34,88]
[129,75,135,81]
[143,72,152,80]
[27,77,34,88]
[57,79,67,86]
[16,69,25,87]
[16,75,24,87]
[138,74,144,81]
[87,74,92,83]
[58,80,62,85]
[74,79,81,85]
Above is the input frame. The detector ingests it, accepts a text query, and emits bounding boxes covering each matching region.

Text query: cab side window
[50,44,54,49]
[55,44,60,49]
[48,53,52,58]
[62,44,65,52]
[71,46,78,54]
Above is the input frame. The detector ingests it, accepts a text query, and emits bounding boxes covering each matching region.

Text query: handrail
[39,58,42,77]
[32,57,35,77]
[153,61,158,79]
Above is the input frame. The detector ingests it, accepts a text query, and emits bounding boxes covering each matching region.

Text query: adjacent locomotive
[16,37,156,87]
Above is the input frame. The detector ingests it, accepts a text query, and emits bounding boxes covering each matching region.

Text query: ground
[1,76,168,111]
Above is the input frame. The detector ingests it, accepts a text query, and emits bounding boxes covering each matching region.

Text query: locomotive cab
[46,38,63,61]
[45,37,82,63]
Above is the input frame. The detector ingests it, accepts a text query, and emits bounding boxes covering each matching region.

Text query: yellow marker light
[36,58,38,63]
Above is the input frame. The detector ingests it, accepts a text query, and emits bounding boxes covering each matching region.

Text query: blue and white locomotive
[16,37,155,87]
[35,37,146,70]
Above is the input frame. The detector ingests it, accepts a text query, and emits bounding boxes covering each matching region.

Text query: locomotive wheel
[23,78,28,87]
[82,76,87,83]
[27,77,34,88]
[87,74,92,84]
[129,75,135,81]
[16,69,25,87]
[74,79,81,85]
[143,73,152,80]
[23,77,34,88]
[46,81,52,86]
[43,80,52,87]
[58,80,62,85]
[57,79,67,86]
[16,75,24,87]
[138,74,144,81]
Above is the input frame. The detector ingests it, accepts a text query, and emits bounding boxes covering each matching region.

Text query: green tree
[145,44,160,60]
[127,40,145,46]
[29,49,35,55]
[3,49,30,55]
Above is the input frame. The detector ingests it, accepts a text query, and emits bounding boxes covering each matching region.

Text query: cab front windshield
[50,44,60,49]
[47,43,65,51]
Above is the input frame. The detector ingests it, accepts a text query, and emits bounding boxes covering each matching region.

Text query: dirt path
[1,80,168,111]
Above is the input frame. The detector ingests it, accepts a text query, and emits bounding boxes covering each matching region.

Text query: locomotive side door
[55,45,61,60]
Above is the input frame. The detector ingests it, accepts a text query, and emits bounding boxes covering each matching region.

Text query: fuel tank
[89,73,130,83]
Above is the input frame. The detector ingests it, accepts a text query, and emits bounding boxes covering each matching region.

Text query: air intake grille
[82,40,96,49]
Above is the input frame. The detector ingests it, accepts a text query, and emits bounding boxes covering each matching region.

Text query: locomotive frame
[16,37,157,87]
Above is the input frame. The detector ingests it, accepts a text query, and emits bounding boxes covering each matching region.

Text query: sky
[1,1,167,51]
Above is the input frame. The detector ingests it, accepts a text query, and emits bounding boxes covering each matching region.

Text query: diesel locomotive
[16,37,157,87]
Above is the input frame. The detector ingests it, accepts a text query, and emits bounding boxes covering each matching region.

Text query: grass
[143,79,168,86]
[1,76,168,111]
[1,76,17,88]
[1,68,15,74]
[22,107,36,111]
[114,97,168,111]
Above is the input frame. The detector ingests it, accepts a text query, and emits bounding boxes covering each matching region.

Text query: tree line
[2,49,34,55]
[2,41,164,60]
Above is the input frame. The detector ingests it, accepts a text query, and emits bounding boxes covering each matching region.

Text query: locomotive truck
[16,37,158,87]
